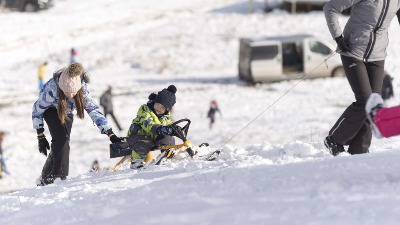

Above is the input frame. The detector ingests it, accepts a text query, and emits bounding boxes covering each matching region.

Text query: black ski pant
[329,55,384,154]
[127,134,175,156]
[104,110,122,131]
[41,107,73,179]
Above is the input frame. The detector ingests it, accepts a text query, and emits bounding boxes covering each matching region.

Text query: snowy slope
[1,0,400,224]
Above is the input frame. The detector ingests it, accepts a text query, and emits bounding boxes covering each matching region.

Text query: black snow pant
[127,134,175,155]
[104,109,122,131]
[41,107,73,179]
[329,55,384,154]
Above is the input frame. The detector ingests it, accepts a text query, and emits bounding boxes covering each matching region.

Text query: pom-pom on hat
[59,63,83,95]
[154,85,177,111]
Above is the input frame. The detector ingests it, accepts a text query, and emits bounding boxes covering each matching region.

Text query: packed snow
[1,0,400,224]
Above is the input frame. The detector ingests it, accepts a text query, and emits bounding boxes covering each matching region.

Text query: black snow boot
[324,136,345,156]
[37,176,66,186]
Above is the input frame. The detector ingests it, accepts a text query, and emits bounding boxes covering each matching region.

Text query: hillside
[1,0,400,224]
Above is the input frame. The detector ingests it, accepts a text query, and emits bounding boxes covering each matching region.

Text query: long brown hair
[57,88,85,124]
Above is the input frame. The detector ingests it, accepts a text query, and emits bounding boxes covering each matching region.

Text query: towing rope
[217,50,339,150]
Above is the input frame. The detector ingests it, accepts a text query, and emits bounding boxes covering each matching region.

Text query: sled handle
[171,119,191,141]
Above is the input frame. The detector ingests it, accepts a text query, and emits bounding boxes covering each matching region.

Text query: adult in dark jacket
[323,0,400,156]
[100,86,122,131]
[32,63,123,186]
[207,100,221,130]
[381,72,394,101]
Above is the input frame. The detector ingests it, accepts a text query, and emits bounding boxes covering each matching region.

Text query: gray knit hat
[154,85,177,111]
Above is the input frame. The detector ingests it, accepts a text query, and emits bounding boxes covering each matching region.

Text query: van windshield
[308,41,332,55]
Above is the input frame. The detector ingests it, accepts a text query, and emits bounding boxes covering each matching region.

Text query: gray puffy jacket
[324,0,400,62]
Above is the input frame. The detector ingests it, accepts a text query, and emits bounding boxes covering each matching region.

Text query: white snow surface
[1,0,400,224]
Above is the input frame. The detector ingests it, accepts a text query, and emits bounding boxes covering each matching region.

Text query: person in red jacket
[207,100,221,130]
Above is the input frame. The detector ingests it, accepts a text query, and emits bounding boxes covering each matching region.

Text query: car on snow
[0,0,54,12]
[238,34,344,83]
[266,0,351,15]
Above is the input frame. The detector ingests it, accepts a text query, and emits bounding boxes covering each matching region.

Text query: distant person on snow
[323,0,400,156]
[0,131,9,178]
[38,62,48,91]
[126,85,181,169]
[70,48,78,64]
[90,159,100,172]
[100,86,122,131]
[207,100,221,130]
[381,72,394,104]
[32,63,124,186]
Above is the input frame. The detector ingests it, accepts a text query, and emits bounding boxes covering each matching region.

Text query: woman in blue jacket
[32,63,123,185]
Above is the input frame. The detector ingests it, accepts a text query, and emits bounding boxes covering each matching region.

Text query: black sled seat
[110,119,195,159]
[110,142,132,158]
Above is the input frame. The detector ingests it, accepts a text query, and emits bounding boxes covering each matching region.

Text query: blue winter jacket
[32,69,111,133]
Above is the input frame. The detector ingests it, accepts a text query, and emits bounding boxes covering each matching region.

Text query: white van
[238,34,344,83]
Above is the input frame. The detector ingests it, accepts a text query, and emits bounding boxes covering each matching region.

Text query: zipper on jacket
[363,32,376,62]
[363,0,390,62]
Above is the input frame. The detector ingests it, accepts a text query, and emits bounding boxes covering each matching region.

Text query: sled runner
[108,119,210,171]
[205,149,221,161]
[366,93,400,138]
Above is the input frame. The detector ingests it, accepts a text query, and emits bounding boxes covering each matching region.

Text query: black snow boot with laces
[324,136,345,156]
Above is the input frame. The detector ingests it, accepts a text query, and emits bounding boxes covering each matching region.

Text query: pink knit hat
[58,67,82,95]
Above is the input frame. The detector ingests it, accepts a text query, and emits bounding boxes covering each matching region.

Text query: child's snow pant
[328,55,384,154]
[41,107,73,179]
[127,134,175,156]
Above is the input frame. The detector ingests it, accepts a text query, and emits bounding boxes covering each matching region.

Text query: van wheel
[332,67,345,77]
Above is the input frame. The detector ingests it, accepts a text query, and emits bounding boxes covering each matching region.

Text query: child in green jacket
[127,85,178,169]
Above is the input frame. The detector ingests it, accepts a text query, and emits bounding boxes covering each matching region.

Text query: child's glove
[156,126,173,136]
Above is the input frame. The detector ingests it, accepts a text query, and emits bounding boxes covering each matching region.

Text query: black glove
[110,135,124,143]
[335,35,351,52]
[38,135,50,156]
[156,126,173,136]
[106,129,124,143]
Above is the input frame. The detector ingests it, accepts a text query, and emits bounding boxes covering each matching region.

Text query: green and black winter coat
[127,102,173,140]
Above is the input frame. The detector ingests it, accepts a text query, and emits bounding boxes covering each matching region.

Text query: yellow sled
[108,119,207,171]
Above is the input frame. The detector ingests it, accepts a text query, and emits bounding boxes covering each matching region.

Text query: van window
[282,42,303,73]
[251,45,279,60]
[308,41,331,55]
